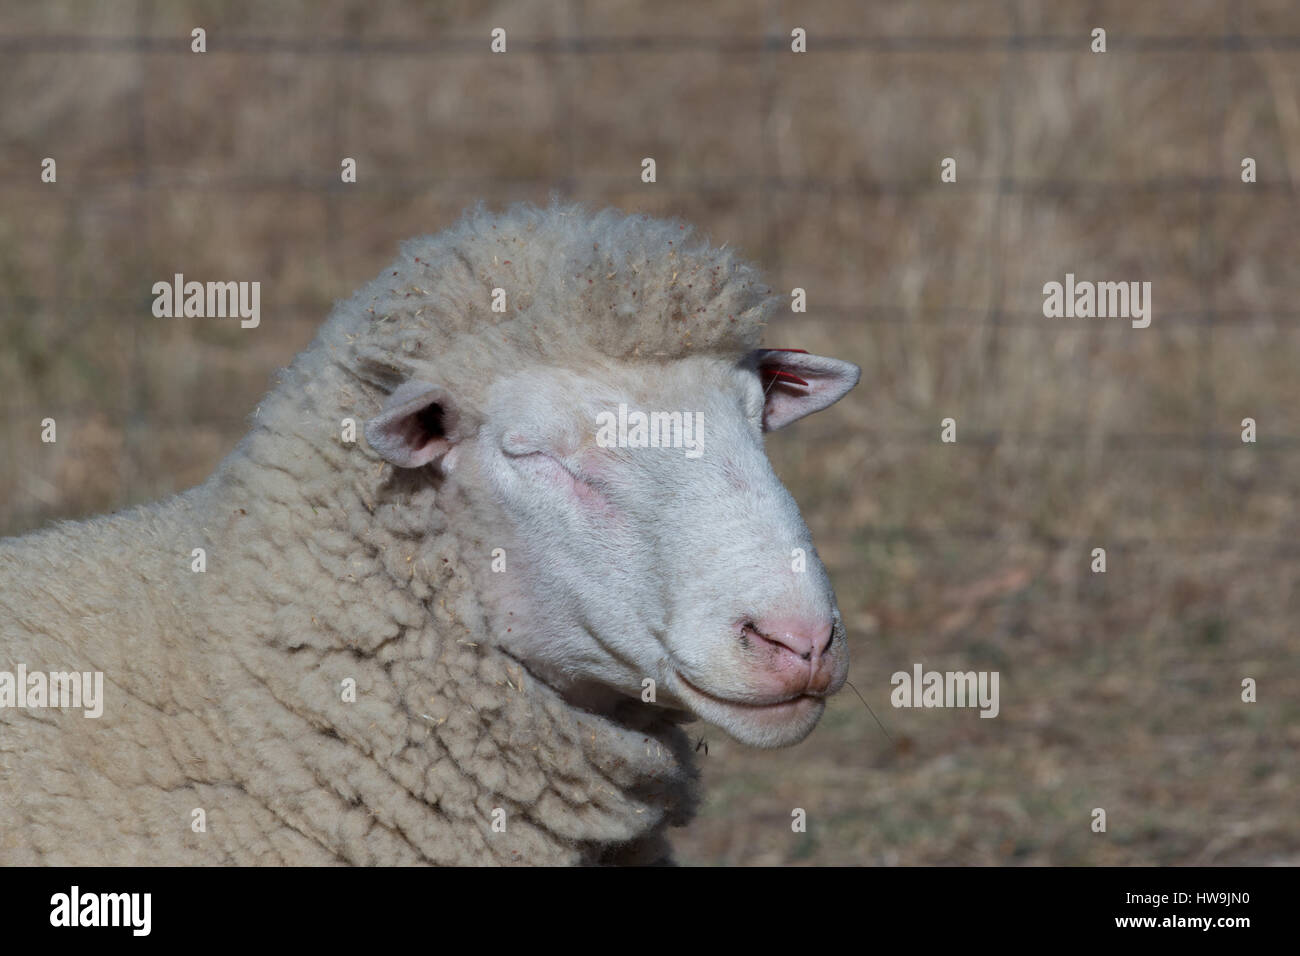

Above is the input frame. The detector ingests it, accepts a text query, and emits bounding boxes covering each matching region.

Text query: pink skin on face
[738,616,840,699]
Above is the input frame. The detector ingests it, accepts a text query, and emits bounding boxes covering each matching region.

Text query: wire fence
[3,3,1298,557]
[4,33,1300,54]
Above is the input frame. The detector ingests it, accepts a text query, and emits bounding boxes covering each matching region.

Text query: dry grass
[1,0,1297,864]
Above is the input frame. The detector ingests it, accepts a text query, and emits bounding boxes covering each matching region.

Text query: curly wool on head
[324,201,778,402]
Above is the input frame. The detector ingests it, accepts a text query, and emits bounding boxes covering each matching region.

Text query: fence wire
[3,7,1297,557]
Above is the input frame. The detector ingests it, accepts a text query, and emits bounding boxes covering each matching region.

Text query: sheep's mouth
[670,670,825,746]
[670,671,811,712]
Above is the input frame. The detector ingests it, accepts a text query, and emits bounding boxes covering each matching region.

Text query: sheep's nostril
[745,617,835,665]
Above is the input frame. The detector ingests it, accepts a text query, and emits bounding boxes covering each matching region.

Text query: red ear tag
[761,367,810,388]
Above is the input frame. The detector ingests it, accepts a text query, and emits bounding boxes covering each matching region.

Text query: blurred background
[1,0,1297,864]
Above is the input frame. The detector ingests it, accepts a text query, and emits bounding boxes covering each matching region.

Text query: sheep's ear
[364,381,460,468]
[751,349,861,431]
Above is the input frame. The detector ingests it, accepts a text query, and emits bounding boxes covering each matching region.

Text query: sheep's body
[0,435,695,865]
[1,202,853,865]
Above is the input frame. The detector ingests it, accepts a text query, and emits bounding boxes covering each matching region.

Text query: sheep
[0,202,861,865]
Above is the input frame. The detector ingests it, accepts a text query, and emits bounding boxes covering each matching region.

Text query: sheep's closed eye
[506,447,612,509]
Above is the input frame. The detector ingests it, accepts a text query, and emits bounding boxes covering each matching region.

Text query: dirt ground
[1,0,1296,864]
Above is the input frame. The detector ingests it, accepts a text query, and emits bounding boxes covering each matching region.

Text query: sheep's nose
[744,617,838,693]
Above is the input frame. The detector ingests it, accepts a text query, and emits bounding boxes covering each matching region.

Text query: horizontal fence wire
[3,33,1300,54]
[4,176,1295,195]
[7,299,1300,328]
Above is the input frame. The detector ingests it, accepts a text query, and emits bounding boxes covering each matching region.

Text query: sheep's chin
[670,673,826,748]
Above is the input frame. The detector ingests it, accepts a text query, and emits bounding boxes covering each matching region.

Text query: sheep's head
[365,347,859,748]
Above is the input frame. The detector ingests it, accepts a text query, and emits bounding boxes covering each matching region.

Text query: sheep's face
[365,349,860,748]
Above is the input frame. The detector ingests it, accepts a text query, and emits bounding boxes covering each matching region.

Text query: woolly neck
[191,358,699,864]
